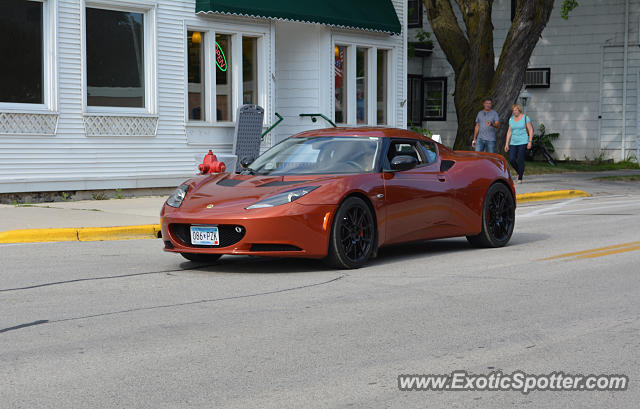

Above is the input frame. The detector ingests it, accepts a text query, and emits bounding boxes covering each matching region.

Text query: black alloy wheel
[467,183,515,248]
[326,197,376,269]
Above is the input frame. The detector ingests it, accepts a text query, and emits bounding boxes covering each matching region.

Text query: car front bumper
[161,202,336,259]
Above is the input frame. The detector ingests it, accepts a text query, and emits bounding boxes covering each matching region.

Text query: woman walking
[504,104,533,183]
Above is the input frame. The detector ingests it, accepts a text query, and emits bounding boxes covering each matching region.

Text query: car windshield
[245,136,381,175]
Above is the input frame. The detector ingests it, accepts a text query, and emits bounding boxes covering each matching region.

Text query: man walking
[472,98,500,153]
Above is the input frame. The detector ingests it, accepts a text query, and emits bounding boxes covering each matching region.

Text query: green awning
[195,0,401,35]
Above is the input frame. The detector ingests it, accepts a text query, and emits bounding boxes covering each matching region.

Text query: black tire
[180,253,222,263]
[466,183,515,248]
[325,197,376,269]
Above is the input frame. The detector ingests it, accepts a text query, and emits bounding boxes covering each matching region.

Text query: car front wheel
[325,197,376,269]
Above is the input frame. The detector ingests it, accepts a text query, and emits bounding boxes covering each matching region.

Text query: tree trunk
[425,0,555,151]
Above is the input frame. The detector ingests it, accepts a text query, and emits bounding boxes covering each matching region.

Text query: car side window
[419,141,438,165]
[387,141,424,165]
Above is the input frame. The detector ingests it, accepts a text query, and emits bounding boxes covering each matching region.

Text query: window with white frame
[242,37,259,106]
[334,45,348,124]
[187,30,205,120]
[215,33,233,121]
[85,4,154,111]
[0,0,51,107]
[356,47,368,124]
[185,30,262,123]
[376,49,389,125]
[333,43,391,126]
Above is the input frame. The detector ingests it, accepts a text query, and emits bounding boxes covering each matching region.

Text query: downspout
[598,44,604,158]
[621,0,630,161]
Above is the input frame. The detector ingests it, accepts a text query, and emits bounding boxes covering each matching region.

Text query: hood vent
[259,180,309,187]
[217,178,243,186]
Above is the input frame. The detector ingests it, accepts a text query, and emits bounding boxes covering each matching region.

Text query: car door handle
[437,174,446,182]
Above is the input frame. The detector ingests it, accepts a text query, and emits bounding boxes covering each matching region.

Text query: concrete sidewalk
[0,196,165,232]
[1,169,639,243]
[514,169,640,196]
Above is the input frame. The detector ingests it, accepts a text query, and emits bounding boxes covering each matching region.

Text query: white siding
[0,0,405,193]
[412,0,640,161]
[273,21,331,143]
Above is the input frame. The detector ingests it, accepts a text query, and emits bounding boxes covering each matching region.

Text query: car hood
[177,173,337,213]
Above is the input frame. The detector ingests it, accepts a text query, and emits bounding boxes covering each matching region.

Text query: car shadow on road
[370,232,551,267]
[179,256,337,274]
[179,233,550,273]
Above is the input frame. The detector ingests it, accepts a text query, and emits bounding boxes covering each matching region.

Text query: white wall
[0,0,406,193]
[273,0,407,142]
[273,22,331,144]
[412,0,640,161]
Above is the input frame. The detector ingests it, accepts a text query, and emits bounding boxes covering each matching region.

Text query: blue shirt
[475,110,500,142]
[509,115,531,146]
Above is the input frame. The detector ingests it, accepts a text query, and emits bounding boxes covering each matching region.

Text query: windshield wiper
[241,167,271,176]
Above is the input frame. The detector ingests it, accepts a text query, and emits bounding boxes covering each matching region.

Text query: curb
[0,190,590,244]
[516,189,590,203]
[0,224,161,244]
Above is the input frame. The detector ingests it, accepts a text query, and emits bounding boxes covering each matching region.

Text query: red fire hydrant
[198,150,226,174]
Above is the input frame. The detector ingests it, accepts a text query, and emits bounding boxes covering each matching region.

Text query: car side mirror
[390,155,419,171]
[240,157,253,169]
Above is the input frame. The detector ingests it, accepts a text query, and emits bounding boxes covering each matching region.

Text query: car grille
[169,224,245,248]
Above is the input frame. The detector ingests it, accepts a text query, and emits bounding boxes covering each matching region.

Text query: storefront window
[356,48,368,124]
[86,8,145,108]
[242,37,258,105]
[376,50,388,125]
[216,34,232,121]
[334,45,347,124]
[0,0,43,104]
[187,31,205,120]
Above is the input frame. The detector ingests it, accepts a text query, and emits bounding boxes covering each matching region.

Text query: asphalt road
[1,193,640,408]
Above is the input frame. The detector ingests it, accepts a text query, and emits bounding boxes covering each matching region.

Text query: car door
[382,139,452,245]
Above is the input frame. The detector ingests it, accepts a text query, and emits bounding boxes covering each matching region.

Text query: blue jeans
[509,144,527,180]
[475,138,496,153]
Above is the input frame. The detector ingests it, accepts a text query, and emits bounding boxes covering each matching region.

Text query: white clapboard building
[408,0,640,162]
[0,0,406,194]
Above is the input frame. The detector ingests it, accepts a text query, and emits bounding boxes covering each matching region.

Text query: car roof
[292,127,429,141]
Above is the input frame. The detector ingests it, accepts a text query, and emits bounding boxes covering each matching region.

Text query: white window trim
[0,0,57,113]
[183,19,269,127]
[331,33,396,127]
[82,0,158,115]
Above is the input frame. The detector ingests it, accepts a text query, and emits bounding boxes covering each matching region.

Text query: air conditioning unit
[524,68,551,88]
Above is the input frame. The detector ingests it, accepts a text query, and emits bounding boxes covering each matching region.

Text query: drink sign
[215,41,227,72]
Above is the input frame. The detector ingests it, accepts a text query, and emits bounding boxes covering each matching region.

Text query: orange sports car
[160,128,516,269]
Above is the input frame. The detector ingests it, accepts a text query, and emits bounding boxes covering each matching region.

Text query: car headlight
[166,184,189,208]
[246,186,319,209]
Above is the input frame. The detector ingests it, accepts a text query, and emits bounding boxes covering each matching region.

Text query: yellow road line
[542,240,640,261]
[576,244,640,259]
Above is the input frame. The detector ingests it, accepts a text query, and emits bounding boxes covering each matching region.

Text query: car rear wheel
[466,182,515,248]
[180,253,222,263]
[325,197,376,269]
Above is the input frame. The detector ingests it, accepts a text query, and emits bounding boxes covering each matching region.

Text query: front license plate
[190,226,219,246]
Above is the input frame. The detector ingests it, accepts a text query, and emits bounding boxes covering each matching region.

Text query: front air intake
[250,244,302,252]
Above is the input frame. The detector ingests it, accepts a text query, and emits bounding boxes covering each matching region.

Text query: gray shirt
[475,110,500,142]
